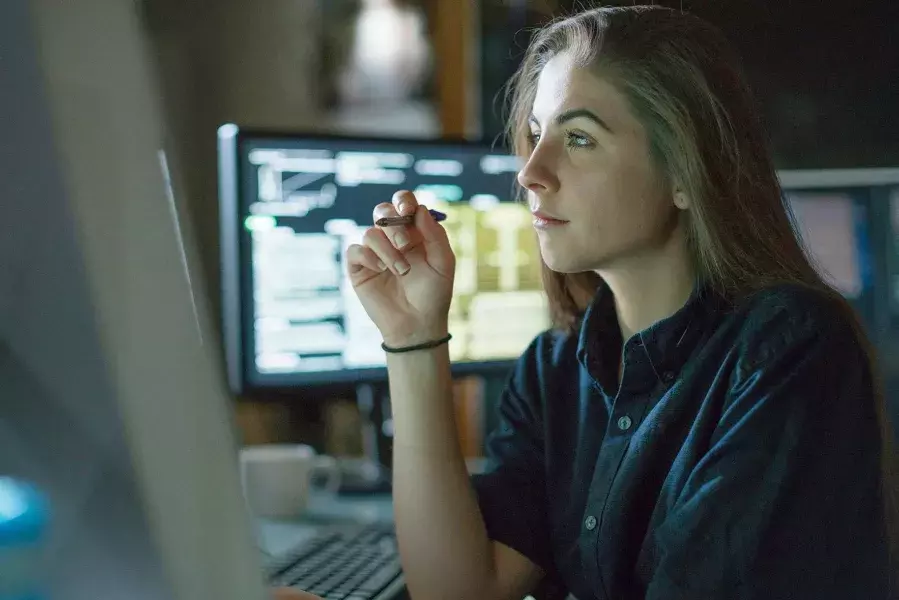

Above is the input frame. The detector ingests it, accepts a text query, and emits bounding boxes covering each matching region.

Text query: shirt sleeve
[470,335,558,578]
[645,299,891,600]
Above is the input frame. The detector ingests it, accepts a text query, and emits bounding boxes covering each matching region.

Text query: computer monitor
[779,168,899,333]
[783,187,867,300]
[219,129,548,392]
[0,1,268,599]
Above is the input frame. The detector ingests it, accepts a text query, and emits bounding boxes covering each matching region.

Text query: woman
[287,5,897,600]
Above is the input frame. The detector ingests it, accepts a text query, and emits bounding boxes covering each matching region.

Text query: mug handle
[313,455,342,494]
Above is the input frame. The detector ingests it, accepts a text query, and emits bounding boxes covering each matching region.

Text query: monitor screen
[219,127,548,391]
[785,192,865,299]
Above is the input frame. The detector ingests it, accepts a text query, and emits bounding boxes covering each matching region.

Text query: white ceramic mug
[239,444,341,519]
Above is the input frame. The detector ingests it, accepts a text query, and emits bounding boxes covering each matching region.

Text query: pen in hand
[376,209,447,228]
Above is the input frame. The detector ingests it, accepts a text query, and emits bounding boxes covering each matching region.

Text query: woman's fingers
[392,189,419,216]
[371,191,422,250]
[372,201,398,223]
[415,203,451,247]
[372,200,418,251]
[346,243,387,276]
[413,204,454,277]
[362,227,410,276]
[356,191,423,281]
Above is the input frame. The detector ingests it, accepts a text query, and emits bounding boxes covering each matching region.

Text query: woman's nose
[517,152,559,194]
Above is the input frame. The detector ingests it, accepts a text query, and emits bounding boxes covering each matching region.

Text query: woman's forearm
[386,346,499,600]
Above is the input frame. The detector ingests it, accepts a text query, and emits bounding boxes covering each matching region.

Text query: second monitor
[219,128,547,392]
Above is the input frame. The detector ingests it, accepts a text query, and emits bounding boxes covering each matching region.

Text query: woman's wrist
[381,324,449,349]
[382,333,451,354]
[385,337,450,368]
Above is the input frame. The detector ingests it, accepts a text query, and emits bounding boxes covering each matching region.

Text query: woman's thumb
[415,205,450,248]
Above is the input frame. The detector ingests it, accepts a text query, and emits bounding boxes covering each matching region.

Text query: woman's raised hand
[345,191,456,347]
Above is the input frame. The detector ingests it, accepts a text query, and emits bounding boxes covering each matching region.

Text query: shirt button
[617,415,633,431]
[584,515,597,531]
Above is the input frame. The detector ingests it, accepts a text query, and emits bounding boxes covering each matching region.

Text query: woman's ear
[673,190,689,210]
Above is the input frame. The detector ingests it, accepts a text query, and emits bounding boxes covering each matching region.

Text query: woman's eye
[566,131,595,149]
[527,131,542,146]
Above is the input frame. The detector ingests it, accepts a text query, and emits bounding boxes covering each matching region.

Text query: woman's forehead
[531,54,631,128]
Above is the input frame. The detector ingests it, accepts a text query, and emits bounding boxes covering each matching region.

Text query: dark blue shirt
[472,283,891,600]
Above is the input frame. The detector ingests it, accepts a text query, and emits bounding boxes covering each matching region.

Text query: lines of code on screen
[240,139,550,381]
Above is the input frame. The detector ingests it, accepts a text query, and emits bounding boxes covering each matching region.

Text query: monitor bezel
[219,125,531,395]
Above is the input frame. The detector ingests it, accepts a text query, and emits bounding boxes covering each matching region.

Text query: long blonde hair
[507,4,898,569]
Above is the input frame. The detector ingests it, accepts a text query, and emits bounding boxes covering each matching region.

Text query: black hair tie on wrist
[381,333,452,354]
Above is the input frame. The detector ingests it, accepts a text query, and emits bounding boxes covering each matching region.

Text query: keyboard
[266,522,403,600]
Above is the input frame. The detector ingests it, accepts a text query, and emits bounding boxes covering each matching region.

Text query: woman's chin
[539,239,633,274]
[541,253,588,274]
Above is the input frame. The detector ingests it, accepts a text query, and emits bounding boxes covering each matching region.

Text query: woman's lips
[531,210,569,230]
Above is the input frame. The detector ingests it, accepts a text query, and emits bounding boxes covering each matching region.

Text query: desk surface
[255,490,394,557]
[254,458,491,557]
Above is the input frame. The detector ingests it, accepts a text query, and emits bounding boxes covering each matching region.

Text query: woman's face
[518,52,684,274]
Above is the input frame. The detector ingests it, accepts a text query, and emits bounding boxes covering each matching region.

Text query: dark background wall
[480,0,899,168]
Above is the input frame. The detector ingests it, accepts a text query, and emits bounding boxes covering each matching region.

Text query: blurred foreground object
[0,0,271,598]
[0,478,49,600]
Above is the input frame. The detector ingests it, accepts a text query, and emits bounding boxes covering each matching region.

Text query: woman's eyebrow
[529,108,614,133]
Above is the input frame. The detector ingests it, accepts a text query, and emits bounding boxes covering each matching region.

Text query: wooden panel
[433,0,472,138]
[453,376,486,457]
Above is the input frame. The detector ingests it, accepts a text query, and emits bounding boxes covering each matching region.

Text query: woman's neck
[598,243,696,343]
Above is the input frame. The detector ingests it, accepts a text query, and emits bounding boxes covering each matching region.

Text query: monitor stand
[336,382,392,495]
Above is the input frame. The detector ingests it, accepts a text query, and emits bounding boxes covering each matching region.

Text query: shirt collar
[575,280,726,391]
